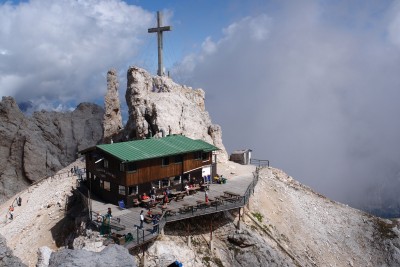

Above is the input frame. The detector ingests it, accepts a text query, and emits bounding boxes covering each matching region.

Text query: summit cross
[148,11,172,76]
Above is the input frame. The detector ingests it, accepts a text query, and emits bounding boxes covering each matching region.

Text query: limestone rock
[0,234,26,267]
[124,66,228,161]
[228,229,257,247]
[48,245,136,267]
[103,69,123,143]
[36,246,53,267]
[0,96,103,203]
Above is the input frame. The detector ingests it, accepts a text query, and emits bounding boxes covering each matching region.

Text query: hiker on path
[8,205,14,220]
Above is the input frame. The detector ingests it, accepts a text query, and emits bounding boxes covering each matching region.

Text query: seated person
[163,192,169,204]
[142,193,150,200]
[147,209,153,218]
[165,188,172,198]
[184,184,190,195]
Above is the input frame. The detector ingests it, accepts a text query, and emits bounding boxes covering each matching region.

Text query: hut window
[162,157,169,166]
[174,155,183,163]
[104,181,110,191]
[119,185,126,195]
[194,151,202,160]
[126,162,137,172]
[202,152,210,161]
[104,159,109,168]
[161,178,169,187]
[173,175,182,185]
[120,164,124,172]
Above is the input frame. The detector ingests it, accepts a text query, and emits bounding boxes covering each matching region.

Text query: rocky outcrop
[36,246,53,267]
[0,234,26,267]
[48,245,136,267]
[103,69,123,143]
[0,96,103,203]
[124,66,228,161]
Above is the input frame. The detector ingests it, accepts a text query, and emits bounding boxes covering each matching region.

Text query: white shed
[229,149,252,165]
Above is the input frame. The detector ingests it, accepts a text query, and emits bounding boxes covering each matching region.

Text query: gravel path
[0,160,84,266]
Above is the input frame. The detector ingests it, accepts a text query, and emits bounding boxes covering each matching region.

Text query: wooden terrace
[78,164,260,251]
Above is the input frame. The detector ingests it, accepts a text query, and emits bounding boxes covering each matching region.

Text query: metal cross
[148,11,172,76]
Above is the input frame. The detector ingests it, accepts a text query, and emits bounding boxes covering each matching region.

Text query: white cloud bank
[173,1,400,216]
[0,0,153,107]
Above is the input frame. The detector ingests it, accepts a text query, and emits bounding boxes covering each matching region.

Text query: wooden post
[187,223,191,247]
[209,218,213,251]
[140,247,146,267]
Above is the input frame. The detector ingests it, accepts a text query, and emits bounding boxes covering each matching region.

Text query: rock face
[48,245,136,267]
[103,69,123,143]
[0,234,26,267]
[0,96,103,203]
[123,66,228,161]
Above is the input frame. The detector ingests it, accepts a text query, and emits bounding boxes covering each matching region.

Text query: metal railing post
[137,227,139,244]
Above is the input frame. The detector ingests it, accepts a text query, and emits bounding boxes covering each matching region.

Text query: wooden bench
[196,200,211,209]
[174,193,186,202]
[164,208,176,216]
[179,203,192,213]
[224,191,240,198]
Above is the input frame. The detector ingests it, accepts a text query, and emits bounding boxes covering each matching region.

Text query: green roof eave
[95,135,219,163]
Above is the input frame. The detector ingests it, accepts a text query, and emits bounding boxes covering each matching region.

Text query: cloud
[173,2,400,216]
[0,0,153,107]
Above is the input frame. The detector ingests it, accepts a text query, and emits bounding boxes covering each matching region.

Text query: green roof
[96,135,219,162]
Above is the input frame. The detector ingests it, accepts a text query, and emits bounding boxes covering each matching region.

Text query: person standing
[205,190,209,203]
[139,210,144,229]
[185,183,190,196]
[150,187,156,201]
[152,214,159,234]
[107,207,112,218]
[163,191,169,205]
[8,205,14,220]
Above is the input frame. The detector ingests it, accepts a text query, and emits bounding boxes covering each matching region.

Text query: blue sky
[2,0,400,215]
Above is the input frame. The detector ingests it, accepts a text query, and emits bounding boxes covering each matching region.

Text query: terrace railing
[77,167,262,251]
[250,158,270,168]
[123,168,261,250]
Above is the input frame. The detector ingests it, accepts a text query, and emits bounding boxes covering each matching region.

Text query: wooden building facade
[80,135,219,207]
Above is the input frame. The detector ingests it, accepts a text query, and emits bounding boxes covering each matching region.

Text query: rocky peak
[124,66,228,161]
[0,97,103,202]
[103,69,123,143]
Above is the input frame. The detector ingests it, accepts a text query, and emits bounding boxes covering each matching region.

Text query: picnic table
[164,208,176,216]
[141,199,157,209]
[171,191,186,201]
[196,200,211,209]
[224,191,240,198]
[179,203,192,213]
[200,184,210,191]
[188,186,200,195]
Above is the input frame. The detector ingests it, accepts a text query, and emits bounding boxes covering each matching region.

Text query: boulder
[0,234,26,267]
[48,245,136,267]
